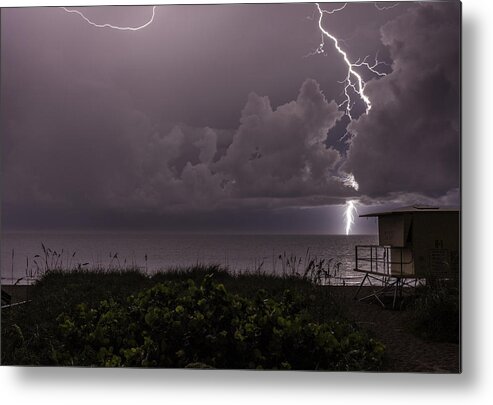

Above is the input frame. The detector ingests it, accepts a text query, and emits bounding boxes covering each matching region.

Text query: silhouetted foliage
[2,268,384,369]
[411,285,459,343]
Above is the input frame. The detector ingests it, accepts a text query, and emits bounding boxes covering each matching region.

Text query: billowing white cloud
[3,79,355,218]
[215,79,347,200]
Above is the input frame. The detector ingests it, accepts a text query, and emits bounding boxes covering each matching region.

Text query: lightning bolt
[58,3,379,236]
[314,2,371,118]
[319,2,348,14]
[353,54,389,77]
[374,2,400,11]
[344,200,358,235]
[312,2,388,120]
[60,6,157,31]
[310,3,391,234]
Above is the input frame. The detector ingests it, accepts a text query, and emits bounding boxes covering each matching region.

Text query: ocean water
[1,232,377,284]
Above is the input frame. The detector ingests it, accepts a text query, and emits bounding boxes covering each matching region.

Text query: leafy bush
[1,267,333,365]
[54,275,384,370]
[412,286,459,343]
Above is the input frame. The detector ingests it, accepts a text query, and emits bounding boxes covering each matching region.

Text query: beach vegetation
[2,267,384,370]
[411,284,460,343]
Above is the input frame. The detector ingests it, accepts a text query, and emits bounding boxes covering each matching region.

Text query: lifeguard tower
[353,205,460,308]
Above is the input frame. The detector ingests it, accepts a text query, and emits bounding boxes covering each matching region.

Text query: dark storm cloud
[344,2,460,202]
[2,75,351,218]
[1,3,460,232]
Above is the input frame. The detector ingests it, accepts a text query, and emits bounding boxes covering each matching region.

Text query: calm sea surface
[1,232,377,284]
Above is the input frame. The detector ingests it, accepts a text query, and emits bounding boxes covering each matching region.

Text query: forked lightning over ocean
[59,3,392,235]
[311,3,393,234]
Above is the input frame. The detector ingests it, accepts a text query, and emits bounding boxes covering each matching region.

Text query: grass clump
[411,285,459,343]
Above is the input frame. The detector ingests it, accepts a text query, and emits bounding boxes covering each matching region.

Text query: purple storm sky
[0,2,460,234]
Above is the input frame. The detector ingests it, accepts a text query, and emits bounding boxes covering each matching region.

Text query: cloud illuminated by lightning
[342,173,359,191]
[344,200,358,235]
[332,172,359,191]
[61,6,157,31]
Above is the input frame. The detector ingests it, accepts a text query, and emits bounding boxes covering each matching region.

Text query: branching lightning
[313,2,388,120]
[314,2,368,118]
[353,54,389,77]
[374,2,400,11]
[58,3,387,236]
[310,3,392,234]
[61,6,157,31]
[344,200,358,235]
[319,2,348,14]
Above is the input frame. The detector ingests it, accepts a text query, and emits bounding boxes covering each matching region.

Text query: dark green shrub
[412,286,459,343]
[55,275,384,370]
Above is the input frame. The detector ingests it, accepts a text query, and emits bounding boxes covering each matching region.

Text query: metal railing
[354,245,414,278]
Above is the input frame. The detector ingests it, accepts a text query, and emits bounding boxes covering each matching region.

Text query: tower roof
[359,205,460,218]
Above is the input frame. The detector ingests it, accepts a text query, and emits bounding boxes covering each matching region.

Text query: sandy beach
[330,286,460,372]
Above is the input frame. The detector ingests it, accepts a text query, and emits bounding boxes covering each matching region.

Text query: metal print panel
[1,2,461,371]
